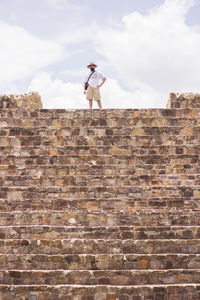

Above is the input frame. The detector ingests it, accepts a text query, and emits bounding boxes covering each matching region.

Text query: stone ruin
[0,92,199,299]
[0,92,42,110]
[167,92,200,109]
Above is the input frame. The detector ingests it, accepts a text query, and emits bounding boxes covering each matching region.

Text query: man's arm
[97,77,106,89]
[83,82,87,95]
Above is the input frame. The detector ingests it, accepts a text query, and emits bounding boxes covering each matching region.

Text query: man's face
[90,65,96,71]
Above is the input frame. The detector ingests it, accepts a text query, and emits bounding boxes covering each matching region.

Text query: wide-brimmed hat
[87,62,97,68]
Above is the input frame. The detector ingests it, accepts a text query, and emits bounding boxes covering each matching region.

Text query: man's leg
[94,88,102,109]
[86,86,93,109]
[89,100,93,109]
[97,100,102,110]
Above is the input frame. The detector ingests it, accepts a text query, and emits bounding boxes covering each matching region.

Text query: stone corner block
[0,92,42,110]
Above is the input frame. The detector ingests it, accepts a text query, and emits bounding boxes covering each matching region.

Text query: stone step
[4,158,197,170]
[0,141,199,153]
[0,110,199,121]
[0,151,198,163]
[0,186,199,201]
[0,115,199,127]
[1,176,199,187]
[0,284,199,299]
[1,166,199,181]
[0,136,199,149]
[0,145,199,155]
[0,189,199,200]
[0,107,199,119]
[1,198,199,212]
[1,165,199,183]
[0,125,200,136]
[1,173,198,184]
[0,105,199,298]
[0,154,199,168]
[0,239,200,255]
[0,225,199,240]
[0,155,198,169]
[2,254,200,270]
[0,210,199,226]
[1,269,200,285]
[1,172,198,180]
[0,167,199,181]
[1,152,198,161]
[1,174,200,190]
[0,163,196,177]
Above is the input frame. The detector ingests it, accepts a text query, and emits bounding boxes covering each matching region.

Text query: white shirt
[85,70,104,88]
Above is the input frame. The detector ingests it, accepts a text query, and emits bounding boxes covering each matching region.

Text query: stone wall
[167,92,200,108]
[0,92,42,110]
[0,94,199,299]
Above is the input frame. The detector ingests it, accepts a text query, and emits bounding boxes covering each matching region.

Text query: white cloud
[102,79,164,109]
[192,25,200,33]
[46,0,67,5]
[56,23,99,45]
[45,0,71,9]
[0,21,65,92]
[94,0,200,107]
[62,68,86,78]
[3,0,200,110]
[28,72,164,109]
[45,0,86,11]
[28,72,86,109]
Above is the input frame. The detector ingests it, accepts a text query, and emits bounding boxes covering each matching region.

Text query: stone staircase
[0,105,200,299]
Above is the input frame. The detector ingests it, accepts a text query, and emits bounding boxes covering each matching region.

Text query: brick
[107,295,116,300]
[28,296,37,300]
[168,296,182,300]
[72,296,82,300]
[95,295,106,300]
[0,294,13,300]
[155,294,167,300]
[118,296,130,300]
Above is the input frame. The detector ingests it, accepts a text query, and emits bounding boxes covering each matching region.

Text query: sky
[0,0,200,109]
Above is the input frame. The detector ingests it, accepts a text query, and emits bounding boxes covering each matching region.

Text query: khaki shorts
[86,86,101,101]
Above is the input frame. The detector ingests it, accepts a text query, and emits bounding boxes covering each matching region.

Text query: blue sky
[0,0,200,109]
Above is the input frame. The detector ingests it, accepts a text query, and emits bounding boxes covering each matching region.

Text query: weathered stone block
[0,92,42,110]
[167,92,200,109]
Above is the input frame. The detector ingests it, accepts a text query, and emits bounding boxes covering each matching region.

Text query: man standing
[84,62,106,109]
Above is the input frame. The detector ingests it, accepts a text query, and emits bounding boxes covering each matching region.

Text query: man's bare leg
[97,100,102,110]
[89,100,93,109]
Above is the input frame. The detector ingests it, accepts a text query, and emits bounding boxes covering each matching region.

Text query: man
[84,62,106,109]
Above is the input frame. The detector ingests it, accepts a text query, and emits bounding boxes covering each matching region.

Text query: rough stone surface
[167,92,200,109]
[0,92,42,110]
[0,94,200,298]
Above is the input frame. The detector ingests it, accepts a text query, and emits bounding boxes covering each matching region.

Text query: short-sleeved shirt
[85,71,104,88]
